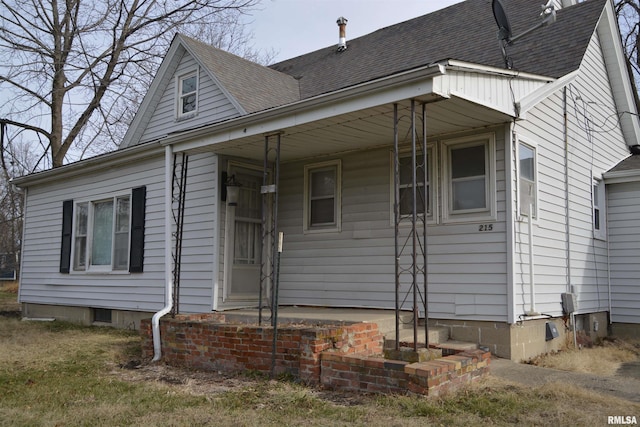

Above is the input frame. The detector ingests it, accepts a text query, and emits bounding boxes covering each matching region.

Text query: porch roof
[174,94,513,163]
[604,153,640,183]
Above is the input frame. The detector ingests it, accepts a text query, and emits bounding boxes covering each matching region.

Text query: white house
[13,0,640,360]
[604,151,640,339]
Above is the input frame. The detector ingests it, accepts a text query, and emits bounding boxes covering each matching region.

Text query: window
[392,147,435,222]
[304,160,341,232]
[60,187,145,274]
[442,134,496,223]
[73,195,130,272]
[177,70,198,117]
[519,142,537,218]
[92,308,112,323]
[593,179,606,240]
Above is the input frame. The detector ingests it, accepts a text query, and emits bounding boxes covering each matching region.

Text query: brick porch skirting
[141,314,490,396]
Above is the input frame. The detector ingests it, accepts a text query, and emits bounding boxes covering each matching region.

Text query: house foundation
[21,303,152,330]
[610,323,640,340]
[432,312,610,362]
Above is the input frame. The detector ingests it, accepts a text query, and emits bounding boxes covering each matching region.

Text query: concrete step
[384,326,450,346]
[433,340,479,356]
[372,312,414,336]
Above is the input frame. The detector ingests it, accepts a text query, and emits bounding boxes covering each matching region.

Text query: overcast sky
[244,0,464,62]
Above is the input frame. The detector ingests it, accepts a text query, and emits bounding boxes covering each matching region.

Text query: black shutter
[60,200,73,274]
[129,186,146,273]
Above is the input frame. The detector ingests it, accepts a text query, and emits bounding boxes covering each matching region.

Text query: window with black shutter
[60,186,146,273]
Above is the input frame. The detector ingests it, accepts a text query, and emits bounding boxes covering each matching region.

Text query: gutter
[603,168,640,184]
[444,59,553,81]
[11,141,164,187]
[152,144,174,362]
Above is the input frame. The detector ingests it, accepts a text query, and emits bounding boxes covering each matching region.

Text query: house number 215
[478,224,494,232]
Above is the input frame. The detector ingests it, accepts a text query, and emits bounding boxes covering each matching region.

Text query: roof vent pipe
[337,17,348,52]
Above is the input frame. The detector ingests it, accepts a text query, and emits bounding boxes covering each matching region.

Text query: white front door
[224,163,263,300]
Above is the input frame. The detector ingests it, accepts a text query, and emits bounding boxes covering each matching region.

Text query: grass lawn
[0,281,19,313]
[0,315,638,426]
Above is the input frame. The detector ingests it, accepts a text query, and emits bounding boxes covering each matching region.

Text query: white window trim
[175,67,199,119]
[441,133,497,224]
[389,145,438,226]
[70,191,132,274]
[303,159,342,234]
[516,137,539,221]
[593,177,606,240]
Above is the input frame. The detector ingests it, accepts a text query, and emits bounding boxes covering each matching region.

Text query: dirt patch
[113,361,269,395]
[112,359,382,409]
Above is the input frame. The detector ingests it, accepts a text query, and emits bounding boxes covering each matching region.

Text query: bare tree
[0,0,260,168]
[616,0,640,106]
[0,123,35,278]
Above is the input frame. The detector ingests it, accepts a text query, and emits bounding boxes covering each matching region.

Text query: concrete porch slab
[221,306,453,345]
[223,306,408,335]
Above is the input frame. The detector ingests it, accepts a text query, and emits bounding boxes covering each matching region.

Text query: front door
[225,163,263,300]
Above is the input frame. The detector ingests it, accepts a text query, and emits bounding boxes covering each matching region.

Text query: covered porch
[163,67,518,351]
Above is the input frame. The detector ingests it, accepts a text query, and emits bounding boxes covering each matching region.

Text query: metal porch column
[393,100,429,351]
[259,133,281,325]
[170,152,188,316]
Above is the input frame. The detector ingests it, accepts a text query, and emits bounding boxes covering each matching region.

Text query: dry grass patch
[0,280,19,313]
[530,337,640,376]
[1,317,639,427]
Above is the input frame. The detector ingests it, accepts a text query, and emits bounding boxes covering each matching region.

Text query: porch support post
[393,100,429,352]
[393,103,400,351]
[259,136,268,325]
[411,99,418,351]
[270,134,281,327]
[259,133,281,326]
[171,152,189,316]
[422,102,429,348]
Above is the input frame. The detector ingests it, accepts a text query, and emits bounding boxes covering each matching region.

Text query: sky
[0,0,466,168]
[243,0,464,62]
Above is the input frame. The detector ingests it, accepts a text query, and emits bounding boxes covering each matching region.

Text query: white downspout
[526,203,538,316]
[152,144,174,362]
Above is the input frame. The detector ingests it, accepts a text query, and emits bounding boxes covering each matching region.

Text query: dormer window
[177,69,198,118]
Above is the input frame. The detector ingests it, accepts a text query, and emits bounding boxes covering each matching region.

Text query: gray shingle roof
[607,154,640,173]
[181,0,605,114]
[270,0,606,100]
[180,35,300,114]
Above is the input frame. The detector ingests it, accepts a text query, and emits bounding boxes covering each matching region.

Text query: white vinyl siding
[276,134,508,321]
[19,152,219,314]
[513,31,629,318]
[607,181,640,324]
[137,50,241,145]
